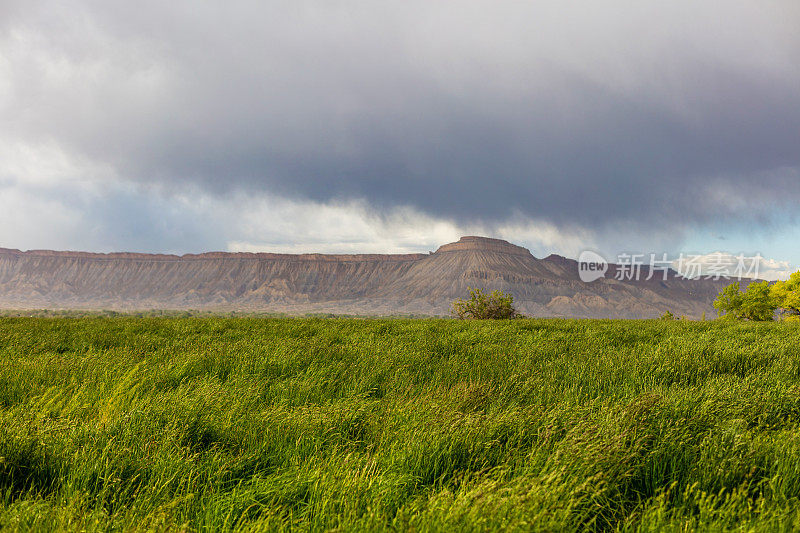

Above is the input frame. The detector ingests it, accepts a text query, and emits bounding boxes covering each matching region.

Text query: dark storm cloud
[3,0,800,233]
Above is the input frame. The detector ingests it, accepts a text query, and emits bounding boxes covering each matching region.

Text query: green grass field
[1,317,799,531]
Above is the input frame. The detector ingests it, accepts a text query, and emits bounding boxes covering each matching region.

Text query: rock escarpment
[0,237,729,318]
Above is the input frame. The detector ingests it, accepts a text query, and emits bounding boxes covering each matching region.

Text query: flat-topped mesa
[434,236,533,257]
[0,238,726,317]
[0,248,426,263]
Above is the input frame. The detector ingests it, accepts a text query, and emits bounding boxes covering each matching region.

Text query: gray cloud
[2,0,800,245]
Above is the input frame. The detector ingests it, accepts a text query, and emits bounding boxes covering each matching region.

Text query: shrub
[771,271,800,318]
[451,287,518,319]
[713,280,777,321]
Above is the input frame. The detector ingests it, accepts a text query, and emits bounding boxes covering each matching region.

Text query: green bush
[714,280,776,321]
[771,271,800,318]
[714,271,800,321]
[451,287,518,319]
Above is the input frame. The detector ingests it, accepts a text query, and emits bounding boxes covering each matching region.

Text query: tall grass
[0,317,799,531]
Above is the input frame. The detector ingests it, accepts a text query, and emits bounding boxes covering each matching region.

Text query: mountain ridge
[0,237,731,318]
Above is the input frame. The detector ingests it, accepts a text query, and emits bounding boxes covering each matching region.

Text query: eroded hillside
[0,236,728,317]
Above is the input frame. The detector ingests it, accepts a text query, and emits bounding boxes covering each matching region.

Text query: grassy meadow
[1,317,800,531]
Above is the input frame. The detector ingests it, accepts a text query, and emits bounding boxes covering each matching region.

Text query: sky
[1,1,799,278]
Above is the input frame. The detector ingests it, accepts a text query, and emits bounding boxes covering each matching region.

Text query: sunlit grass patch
[0,317,798,531]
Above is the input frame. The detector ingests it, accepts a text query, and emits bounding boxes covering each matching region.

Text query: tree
[713,282,745,319]
[451,287,518,319]
[739,281,776,321]
[771,271,800,319]
[713,280,777,321]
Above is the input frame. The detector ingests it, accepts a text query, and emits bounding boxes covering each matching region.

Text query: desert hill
[0,236,730,318]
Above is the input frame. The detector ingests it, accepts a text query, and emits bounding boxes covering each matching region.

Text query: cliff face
[0,237,729,318]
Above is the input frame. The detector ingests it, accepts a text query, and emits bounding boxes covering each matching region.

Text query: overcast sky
[1,1,798,275]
